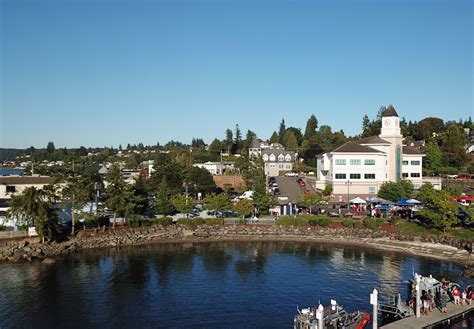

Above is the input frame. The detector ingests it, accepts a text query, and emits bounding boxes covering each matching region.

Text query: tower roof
[381,105,399,117]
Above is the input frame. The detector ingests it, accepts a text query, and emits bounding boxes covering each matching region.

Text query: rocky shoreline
[0,224,472,267]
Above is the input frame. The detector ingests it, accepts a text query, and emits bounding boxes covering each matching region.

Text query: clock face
[384,119,390,126]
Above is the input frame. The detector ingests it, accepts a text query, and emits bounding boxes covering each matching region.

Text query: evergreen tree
[269,131,279,144]
[170,194,194,215]
[278,119,286,144]
[304,114,318,140]
[46,141,56,154]
[284,130,298,151]
[154,178,175,215]
[105,165,136,227]
[441,124,468,168]
[234,124,242,145]
[425,141,442,175]
[225,129,233,144]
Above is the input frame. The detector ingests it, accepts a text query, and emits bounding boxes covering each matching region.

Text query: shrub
[389,215,402,226]
[316,216,331,227]
[156,217,173,226]
[305,215,331,227]
[0,225,13,232]
[363,217,385,230]
[275,216,308,226]
[204,218,224,225]
[177,217,204,230]
[342,219,354,228]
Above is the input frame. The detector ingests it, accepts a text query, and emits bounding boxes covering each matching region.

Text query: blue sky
[1,0,472,148]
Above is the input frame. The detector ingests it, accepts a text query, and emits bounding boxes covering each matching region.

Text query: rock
[42,257,57,265]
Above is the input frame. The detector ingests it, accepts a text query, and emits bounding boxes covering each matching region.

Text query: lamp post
[345,179,352,209]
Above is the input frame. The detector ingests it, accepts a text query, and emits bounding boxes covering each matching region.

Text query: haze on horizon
[1,0,472,149]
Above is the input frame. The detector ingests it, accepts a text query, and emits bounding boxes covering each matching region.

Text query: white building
[316,105,435,201]
[193,161,235,176]
[249,138,296,177]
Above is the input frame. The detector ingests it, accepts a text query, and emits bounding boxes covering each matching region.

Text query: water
[0,241,468,329]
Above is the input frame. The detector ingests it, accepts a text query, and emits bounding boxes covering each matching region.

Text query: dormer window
[269,154,276,161]
[285,154,291,161]
[263,154,268,161]
[278,154,284,161]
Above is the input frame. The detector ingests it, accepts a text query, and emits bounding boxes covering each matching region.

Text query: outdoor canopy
[349,197,367,204]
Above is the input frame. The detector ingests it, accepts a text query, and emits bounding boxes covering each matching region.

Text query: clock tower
[379,105,403,182]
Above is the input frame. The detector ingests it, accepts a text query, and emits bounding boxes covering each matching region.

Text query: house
[193,161,235,175]
[0,176,59,199]
[316,105,439,201]
[249,138,296,177]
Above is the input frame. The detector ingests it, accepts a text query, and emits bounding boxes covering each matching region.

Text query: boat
[294,301,370,329]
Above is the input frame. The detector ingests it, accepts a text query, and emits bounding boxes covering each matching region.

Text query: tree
[300,192,325,215]
[170,194,194,215]
[414,117,444,141]
[278,118,286,144]
[234,199,254,218]
[425,141,442,175]
[8,186,61,241]
[132,177,149,215]
[225,129,233,144]
[418,189,458,233]
[322,184,333,197]
[154,178,175,216]
[416,183,436,203]
[284,130,298,151]
[46,141,56,154]
[378,182,407,201]
[234,124,242,145]
[185,166,216,194]
[304,114,318,140]
[105,165,136,227]
[441,124,468,168]
[269,131,279,144]
[399,179,414,199]
[63,175,91,234]
[203,193,232,212]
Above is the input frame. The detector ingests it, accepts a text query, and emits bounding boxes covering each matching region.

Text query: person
[331,299,337,312]
[453,286,461,305]
[422,295,430,315]
[441,291,449,313]
[462,290,467,305]
[466,284,472,306]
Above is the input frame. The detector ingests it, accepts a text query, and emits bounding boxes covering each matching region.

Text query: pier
[381,304,473,328]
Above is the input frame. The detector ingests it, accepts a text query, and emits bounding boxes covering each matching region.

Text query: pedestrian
[453,287,461,305]
[441,291,449,313]
[462,290,467,306]
[466,284,472,306]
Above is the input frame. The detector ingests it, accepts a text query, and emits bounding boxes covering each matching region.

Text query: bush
[275,216,308,226]
[204,218,224,225]
[342,219,354,228]
[305,215,331,227]
[0,225,13,232]
[389,215,402,226]
[177,217,204,230]
[363,217,384,230]
[156,217,173,226]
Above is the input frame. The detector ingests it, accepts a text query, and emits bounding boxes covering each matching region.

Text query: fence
[0,231,29,239]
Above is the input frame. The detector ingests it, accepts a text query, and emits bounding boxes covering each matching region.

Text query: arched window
[263,154,268,161]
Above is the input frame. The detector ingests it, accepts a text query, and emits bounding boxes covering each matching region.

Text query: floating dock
[381,303,473,328]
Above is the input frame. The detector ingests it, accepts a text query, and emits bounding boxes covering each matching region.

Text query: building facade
[316,105,430,201]
[249,138,296,177]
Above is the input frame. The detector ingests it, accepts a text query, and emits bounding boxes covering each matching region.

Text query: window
[350,159,361,165]
[369,187,376,194]
[335,159,346,165]
[6,185,16,193]
[335,173,346,179]
[364,159,375,165]
[286,164,291,169]
[364,173,375,179]
[410,173,420,177]
[402,173,409,178]
[263,154,268,161]
[278,154,284,161]
[350,173,361,179]
[402,161,409,165]
[285,154,291,161]
[279,164,283,169]
[269,154,276,161]
[411,160,420,165]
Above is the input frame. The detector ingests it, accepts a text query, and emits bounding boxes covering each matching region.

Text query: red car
[299,180,307,187]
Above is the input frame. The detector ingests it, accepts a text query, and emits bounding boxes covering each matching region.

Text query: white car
[285,172,298,177]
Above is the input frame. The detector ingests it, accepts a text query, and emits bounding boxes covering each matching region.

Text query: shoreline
[0,224,471,267]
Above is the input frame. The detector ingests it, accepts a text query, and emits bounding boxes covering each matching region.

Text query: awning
[350,197,367,204]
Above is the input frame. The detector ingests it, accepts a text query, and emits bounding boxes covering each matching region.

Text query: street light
[345,179,352,209]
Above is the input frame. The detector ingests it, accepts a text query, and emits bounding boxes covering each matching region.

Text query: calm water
[0,241,469,329]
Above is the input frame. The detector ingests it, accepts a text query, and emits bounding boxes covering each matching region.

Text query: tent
[367,197,393,204]
[406,198,421,204]
[350,197,367,204]
[395,199,417,206]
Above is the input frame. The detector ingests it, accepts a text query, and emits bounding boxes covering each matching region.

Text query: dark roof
[262,149,296,161]
[250,138,265,149]
[402,145,423,155]
[381,105,399,117]
[331,141,382,153]
[355,136,390,145]
[0,176,58,185]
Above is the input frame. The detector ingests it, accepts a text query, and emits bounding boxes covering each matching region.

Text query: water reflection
[0,241,468,329]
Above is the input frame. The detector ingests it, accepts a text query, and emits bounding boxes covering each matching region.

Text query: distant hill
[0,148,25,162]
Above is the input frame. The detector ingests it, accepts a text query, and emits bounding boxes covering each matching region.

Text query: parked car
[285,172,298,177]
[273,187,280,195]
[299,180,307,187]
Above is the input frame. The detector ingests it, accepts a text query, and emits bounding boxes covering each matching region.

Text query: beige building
[316,105,434,201]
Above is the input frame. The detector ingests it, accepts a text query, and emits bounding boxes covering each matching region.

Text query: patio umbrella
[406,198,421,204]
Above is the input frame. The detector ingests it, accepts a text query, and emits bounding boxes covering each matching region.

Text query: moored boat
[294,300,370,329]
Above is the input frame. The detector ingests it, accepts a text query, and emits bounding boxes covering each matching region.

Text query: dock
[381,303,473,328]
